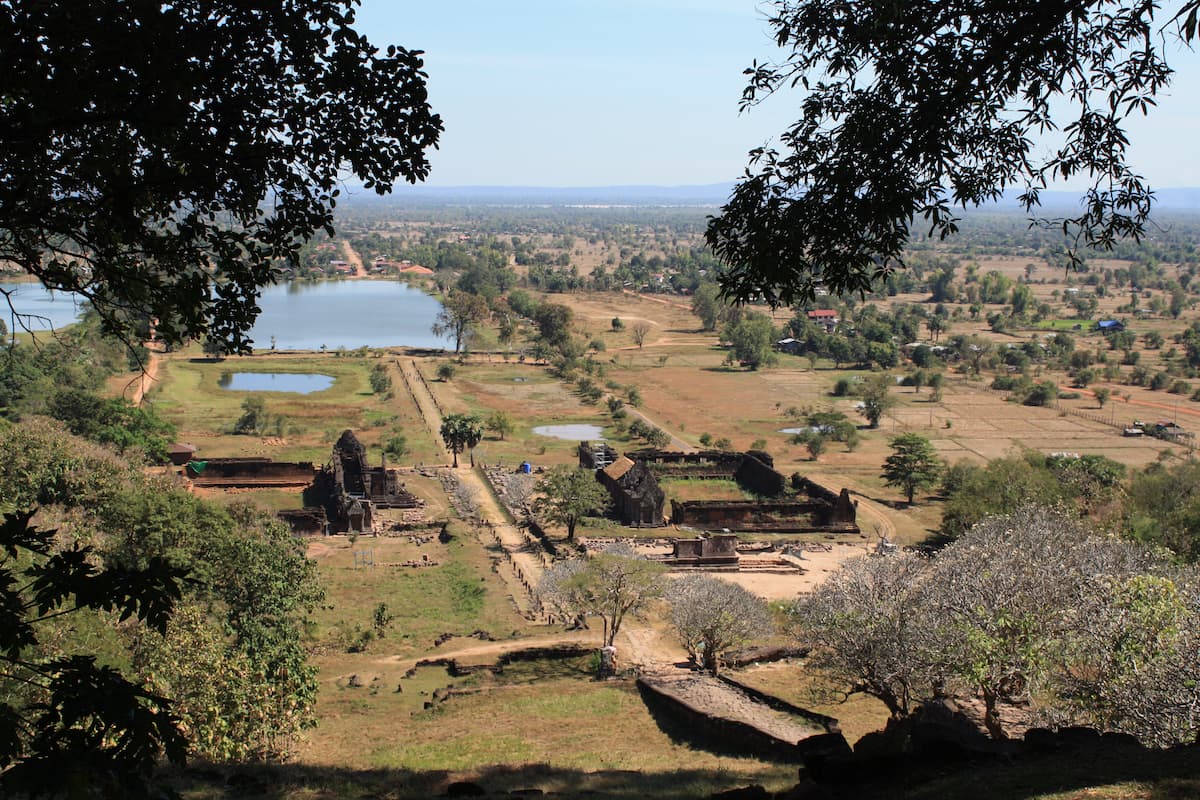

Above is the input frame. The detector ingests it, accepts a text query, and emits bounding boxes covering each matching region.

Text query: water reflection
[221,372,335,394]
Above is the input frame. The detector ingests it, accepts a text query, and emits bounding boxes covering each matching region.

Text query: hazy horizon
[357,1,1200,189]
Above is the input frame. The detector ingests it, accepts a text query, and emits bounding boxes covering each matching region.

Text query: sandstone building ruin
[579,443,858,534]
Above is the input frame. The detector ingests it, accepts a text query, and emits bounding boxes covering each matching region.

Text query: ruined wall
[636,678,849,764]
[597,460,665,527]
[578,441,618,470]
[733,453,786,496]
[667,534,739,566]
[186,458,315,486]
[671,499,859,533]
[277,507,328,536]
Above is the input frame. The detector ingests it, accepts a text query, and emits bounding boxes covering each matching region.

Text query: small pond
[532,424,605,441]
[219,372,335,394]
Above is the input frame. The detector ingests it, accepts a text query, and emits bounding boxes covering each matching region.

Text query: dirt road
[398,356,550,617]
[127,346,163,405]
[339,239,365,277]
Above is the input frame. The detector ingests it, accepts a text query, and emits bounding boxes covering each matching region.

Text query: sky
[356,1,1200,189]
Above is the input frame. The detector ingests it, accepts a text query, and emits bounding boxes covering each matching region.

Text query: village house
[805,309,839,332]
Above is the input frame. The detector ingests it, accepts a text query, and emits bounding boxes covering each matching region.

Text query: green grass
[149,351,446,463]
[311,529,530,657]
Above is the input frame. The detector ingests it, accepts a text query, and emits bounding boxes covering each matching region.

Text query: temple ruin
[579,443,858,534]
[312,430,423,533]
[597,457,666,526]
[180,430,422,535]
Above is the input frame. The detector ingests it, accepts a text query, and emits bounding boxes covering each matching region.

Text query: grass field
[150,349,448,464]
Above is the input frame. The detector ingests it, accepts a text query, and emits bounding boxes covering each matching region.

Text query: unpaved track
[127,346,163,405]
[340,239,365,277]
[1059,384,1200,422]
[398,356,549,616]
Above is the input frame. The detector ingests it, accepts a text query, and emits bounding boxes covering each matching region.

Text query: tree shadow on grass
[167,761,784,799]
[163,728,1200,800]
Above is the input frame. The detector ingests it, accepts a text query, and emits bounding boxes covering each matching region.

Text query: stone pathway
[397,356,551,619]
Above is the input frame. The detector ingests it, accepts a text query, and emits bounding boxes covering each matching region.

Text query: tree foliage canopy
[793,507,1198,743]
[708,0,1200,306]
[881,433,942,505]
[0,0,441,350]
[534,465,610,542]
[439,413,482,468]
[0,510,189,799]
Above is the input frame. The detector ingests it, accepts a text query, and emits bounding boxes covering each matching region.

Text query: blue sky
[356,1,1200,188]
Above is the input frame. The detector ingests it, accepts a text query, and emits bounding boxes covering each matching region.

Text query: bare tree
[536,544,666,648]
[790,550,938,720]
[631,322,651,349]
[668,575,772,674]
[796,505,1200,744]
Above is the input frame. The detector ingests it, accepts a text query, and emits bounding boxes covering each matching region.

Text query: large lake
[0,279,451,350]
[0,282,87,332]
[247,280,450,351]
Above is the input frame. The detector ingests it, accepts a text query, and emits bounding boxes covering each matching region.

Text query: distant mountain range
[355,182,1200,211]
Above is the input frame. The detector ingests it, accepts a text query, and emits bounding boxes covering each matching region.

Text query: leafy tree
[1052,573,1200,747]
[48,389,176,463]
[939,453,1074,539]
[667,575,773,674]
[928,508,1114,739]
[881,433,942,505]
[0,510,189,798]
[485,410,514,441]
[0,423,323,764]
[533,302,574,349]
[928,372,945,403]
[707,0,1199,305]
[233,396,268,435]
[439,413,482,468]
[723,312,776,370]
[1024,380,1059,407]
[537,544,666,647]
[0,1,441,350]
[534,465,611,541]
[793,430,826,461]
[436,362,457,382]
[383,432,408,461]
[690,282,735,331]
[1094,386,1111,409]
[368,363,392,395]
[1124,459,1200,561]
[431,291,490,355]
[611,317,624,331]
[859,374,896,428]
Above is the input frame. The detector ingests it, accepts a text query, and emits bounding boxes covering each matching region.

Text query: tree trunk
[702,645,719,675]
[451,449,459,468]
[982,691,1007,740]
